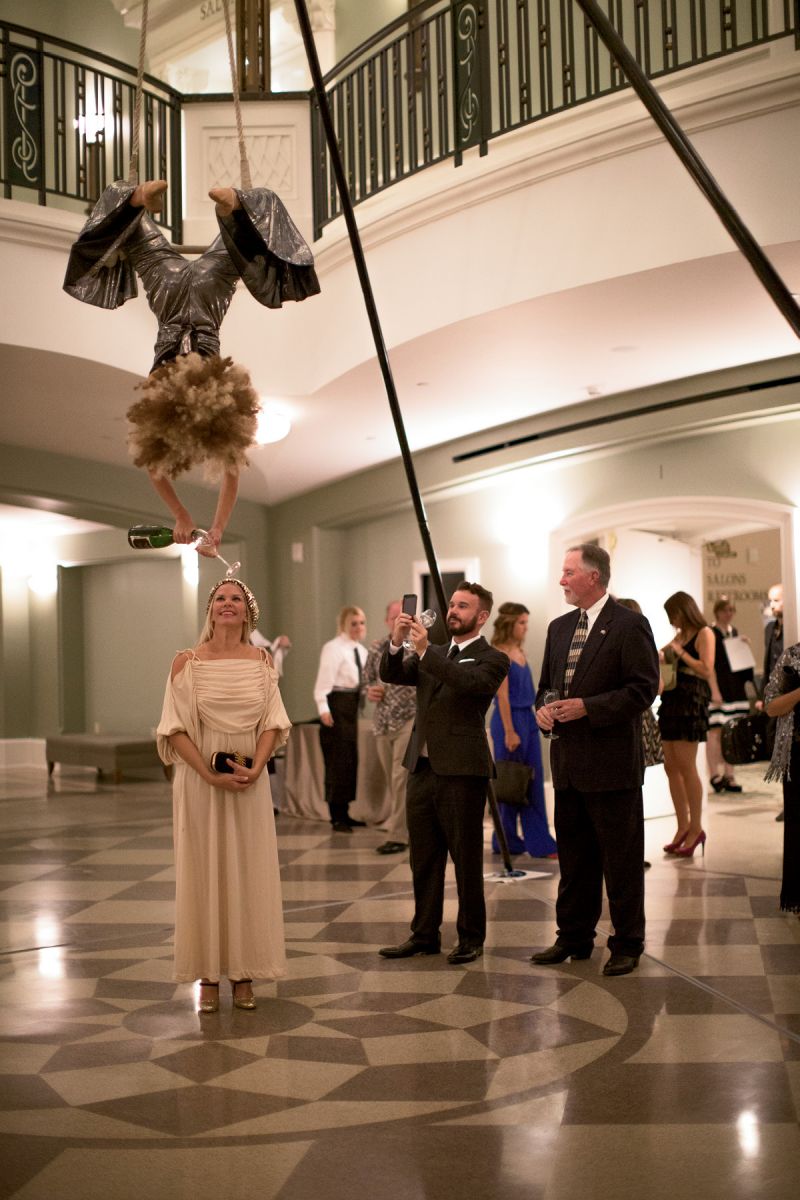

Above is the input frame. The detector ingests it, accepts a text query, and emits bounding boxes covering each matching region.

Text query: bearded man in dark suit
[533,544,659,976]
[378,582,509,964]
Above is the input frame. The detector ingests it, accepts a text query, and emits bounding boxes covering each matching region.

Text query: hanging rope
[222,0,253,190]
[127,0,149,185]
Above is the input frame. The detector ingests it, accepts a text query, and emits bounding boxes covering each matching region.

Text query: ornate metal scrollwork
[9,50,41,185]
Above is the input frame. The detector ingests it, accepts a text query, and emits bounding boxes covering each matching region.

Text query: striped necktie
[563,611,588,695]
[448,644,460,660]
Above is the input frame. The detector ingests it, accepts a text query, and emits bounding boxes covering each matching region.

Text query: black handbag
[210,751,254,773]
[721,712,772,765]
[493,760,533,806]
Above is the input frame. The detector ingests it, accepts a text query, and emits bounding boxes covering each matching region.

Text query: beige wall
[266,358,800,719]
[703,527,782,659]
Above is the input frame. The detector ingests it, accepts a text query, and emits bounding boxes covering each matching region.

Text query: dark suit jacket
[380,636,509,777]
[536,597,659,792]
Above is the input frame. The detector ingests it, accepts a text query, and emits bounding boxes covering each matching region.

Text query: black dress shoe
[530,943,592,964]
[602,953,640,977]
[331,822,353,833]
[345,818,367,827]
[376,841,408,854]
[379,939,440,958]
[447,944,483,964]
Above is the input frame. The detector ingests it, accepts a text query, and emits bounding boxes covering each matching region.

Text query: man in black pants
[378,583,509,964]
[533,545,659,977]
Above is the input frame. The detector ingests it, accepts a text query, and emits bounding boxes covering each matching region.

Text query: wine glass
[541,688,561,740]
[403,608,437,651]
[192,529,241,578]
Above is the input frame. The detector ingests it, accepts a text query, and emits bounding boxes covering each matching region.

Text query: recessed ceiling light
[611,345,637,353]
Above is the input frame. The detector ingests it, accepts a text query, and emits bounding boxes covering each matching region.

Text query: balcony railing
[1,5,796,247]
[0,20,182,240]
[311,0,799,237]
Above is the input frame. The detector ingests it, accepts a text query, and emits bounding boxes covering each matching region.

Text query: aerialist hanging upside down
[64,179,320,554]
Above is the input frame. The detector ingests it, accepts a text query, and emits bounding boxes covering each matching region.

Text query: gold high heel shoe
[198,981,219,1013]
[231,979,256,1010]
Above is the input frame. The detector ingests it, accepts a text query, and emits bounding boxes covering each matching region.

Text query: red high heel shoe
[663,834,688,852]
[673,830,706,857]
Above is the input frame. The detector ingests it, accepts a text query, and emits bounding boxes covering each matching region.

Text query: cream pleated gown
[157,650,290,983]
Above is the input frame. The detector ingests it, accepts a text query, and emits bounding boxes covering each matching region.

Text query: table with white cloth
[283,720,390,824]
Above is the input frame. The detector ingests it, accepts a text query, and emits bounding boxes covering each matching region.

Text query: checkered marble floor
[0,762,798,1199]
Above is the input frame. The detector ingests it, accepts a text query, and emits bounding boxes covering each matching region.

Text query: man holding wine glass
[533,545,659,977]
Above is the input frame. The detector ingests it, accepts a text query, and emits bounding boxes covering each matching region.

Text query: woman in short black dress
[658,591,715,857]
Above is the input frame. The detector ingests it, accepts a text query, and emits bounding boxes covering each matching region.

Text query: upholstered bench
[46,735,171,785]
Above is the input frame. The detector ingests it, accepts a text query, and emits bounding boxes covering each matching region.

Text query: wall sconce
[73,92,105,206]
[28,564,58,598]
[180,544,199,586]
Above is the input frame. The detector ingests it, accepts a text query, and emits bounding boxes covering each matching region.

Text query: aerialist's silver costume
[64,182,319,478]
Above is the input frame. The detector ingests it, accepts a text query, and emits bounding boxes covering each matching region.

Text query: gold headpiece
[206,578,259,629]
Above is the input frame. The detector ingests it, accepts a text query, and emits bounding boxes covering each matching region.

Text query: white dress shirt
[314,634,368,716]
[387,632,484,659]
[582,593,609,634]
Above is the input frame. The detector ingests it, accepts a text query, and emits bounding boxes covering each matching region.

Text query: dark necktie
[354,647,365,711]
[448,644,460,660]
[563,611,588,695]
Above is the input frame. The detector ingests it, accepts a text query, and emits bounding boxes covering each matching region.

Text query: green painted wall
[0,443,269,737]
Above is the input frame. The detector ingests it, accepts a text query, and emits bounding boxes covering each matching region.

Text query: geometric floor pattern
[0,762,798,1199]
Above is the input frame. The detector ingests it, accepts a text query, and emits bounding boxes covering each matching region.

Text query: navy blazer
[536,597,659,792]
[380,636,509,777]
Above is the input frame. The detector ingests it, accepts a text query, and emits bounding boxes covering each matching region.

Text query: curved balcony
[311,0,799,236]
[2,3,797,243]
[1,6,798,507]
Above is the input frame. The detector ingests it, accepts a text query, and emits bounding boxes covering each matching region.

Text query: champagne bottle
[128,524,202,549]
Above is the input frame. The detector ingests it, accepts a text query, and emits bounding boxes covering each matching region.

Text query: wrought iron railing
[311,0,799,237]
[0,20,182,240]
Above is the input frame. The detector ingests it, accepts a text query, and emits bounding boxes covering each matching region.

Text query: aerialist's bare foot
[131,179,168,212]
[209,187,241,217]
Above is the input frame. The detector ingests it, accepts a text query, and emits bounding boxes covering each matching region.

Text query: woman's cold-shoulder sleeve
[215,188,320,308]
[63,181,145,309]
[259,664,292,754]
[156,662,196,766]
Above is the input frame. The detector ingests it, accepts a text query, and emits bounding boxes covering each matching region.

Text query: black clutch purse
[493,760,533,806]
[210,751,253,774]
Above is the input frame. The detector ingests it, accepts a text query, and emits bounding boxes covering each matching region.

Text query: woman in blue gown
[490,603,557,858]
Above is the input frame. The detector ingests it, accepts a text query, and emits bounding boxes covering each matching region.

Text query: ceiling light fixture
[255,404,292,445]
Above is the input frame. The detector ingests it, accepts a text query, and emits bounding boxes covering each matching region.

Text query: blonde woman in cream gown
[157,577,290,1012]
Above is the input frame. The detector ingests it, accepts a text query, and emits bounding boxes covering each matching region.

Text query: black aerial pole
[293,0,518,874]
[574,0,800,339]
[293,0,447,618]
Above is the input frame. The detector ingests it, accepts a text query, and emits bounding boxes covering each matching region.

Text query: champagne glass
[192,529,241,578]
[403,608,437,651]
[541,688,561,740]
